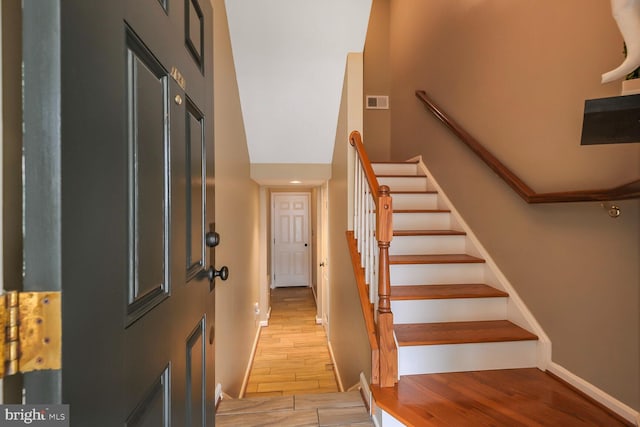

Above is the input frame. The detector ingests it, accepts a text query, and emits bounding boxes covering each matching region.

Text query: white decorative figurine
[602,0,640,83]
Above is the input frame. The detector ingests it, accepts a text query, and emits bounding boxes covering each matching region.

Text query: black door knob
[205,265,229,282]
[205,231,220,248]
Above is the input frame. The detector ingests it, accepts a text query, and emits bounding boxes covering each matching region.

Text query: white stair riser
[390,263,485,285]
[393,212,451,230]
[372,163,418,176]
[391,193,438,210]
[398,341,538,375]
[375,406,405,427]
[378,176,428,192]
[390,235,466,255]
[392,297,507,324]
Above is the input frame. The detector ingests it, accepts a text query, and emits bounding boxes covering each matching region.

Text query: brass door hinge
[0,291,61,378]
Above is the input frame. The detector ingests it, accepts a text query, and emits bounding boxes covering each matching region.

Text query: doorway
[271,192,311,288]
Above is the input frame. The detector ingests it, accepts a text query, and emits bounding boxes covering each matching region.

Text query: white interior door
[272,192,310,287]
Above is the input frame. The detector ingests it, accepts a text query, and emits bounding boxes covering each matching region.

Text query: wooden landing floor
[371,368,633,426]
[244,287,339,397]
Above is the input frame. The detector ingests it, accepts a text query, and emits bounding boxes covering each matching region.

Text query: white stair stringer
[398,340,538,376]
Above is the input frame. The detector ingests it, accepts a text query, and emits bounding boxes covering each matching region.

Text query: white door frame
[318,182,330,328]
[271,191,312,288]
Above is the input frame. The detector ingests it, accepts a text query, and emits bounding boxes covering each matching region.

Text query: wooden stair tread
[392,209,450,213]
[389,190,436,194]
[372,161,419,164]
[391,284,508,300]
[389,254,485,264]
[376,174,426,178]
[393,229,465,237]
[395,320,538,346]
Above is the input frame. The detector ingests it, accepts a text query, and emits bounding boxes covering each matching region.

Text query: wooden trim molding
[416,90,640,203]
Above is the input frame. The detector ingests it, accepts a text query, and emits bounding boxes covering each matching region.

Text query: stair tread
[389,254,485,264]
[393,209,450,213]
[395,320,538,346]
[389,190,437,194]
[391,284,508,300]
[377,174,426,178]
[393,229,465,236]
[372,161,419,164]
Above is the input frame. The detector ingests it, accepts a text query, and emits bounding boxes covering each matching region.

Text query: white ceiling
[225,0,372,166]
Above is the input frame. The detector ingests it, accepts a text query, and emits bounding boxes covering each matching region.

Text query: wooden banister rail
[350,131,380,201]
[416,90,640,203]
[348,130,398,388]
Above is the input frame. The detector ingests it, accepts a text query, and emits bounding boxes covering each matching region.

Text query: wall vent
[366,95,389,110]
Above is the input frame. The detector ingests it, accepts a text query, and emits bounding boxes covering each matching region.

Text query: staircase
[372,159,542,377]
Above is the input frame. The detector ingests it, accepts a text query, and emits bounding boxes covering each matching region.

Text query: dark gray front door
[22,1,215,425]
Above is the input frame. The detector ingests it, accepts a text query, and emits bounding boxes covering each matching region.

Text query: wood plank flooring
[244,287,339,397]
[371,368,633,426]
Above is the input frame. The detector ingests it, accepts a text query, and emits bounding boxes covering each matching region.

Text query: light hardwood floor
[244,287,339,397]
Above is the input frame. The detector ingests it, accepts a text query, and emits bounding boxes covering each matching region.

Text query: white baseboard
[215,383,223,407]
[239,325,262,398]
[259,306,272,327]
[548,362,639,425]
[327,340,345,392]
[316,316,322,325]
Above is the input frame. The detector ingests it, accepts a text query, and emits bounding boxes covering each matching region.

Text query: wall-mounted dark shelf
[581,93,640,145]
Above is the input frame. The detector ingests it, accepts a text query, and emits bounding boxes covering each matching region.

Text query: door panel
[186,0,204,69]
[186,318,206,427]
[273,193,311,287]
[125,26,170,324]
[125,366,171,427]
[186,99,206,279]
[22,0,215,425]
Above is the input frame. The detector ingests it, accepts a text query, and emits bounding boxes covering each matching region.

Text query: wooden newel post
[377,185,398,387]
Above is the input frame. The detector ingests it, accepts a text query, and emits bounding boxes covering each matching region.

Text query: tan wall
[328,61,372,388]
[212,0,261,397]
[363,0,391,161]
[383,0,639,409]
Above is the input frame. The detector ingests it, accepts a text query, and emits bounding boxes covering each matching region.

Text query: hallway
[244,287,339,397]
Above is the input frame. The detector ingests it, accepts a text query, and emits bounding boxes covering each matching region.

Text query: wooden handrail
[416,90,640,203]
[350,131,380,201]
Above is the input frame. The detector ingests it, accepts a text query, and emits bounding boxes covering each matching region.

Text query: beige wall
[212,0,261,397]
[379,0,639,409]
[328,60,372,389]
[363,0,391,161]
